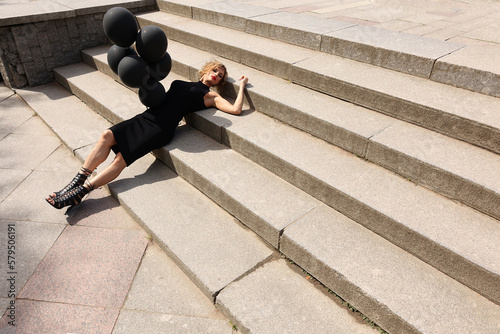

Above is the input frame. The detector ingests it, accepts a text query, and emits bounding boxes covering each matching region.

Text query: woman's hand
[239,75,249,86]
[205,75,249,115]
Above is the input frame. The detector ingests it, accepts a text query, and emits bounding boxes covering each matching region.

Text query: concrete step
[135,10,500,156]
[19,80,383,334]
[217,259,380,334]
[70,55,500,306]
[16,82,274,302]
[156,0,500,100]
[50,61,500,333]
[280,204,500,334]
[150,41,500,223]
[84,44,500,229]
[188,100,500,308]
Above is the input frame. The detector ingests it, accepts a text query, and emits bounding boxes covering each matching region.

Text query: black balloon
[139,79,165,107]
[136,25,168,63]
[117,55,150,88]
[103,7,138,47]
[107,45,136,75]
[148,52,172,81]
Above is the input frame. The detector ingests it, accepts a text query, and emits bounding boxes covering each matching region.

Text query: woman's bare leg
[47,129,119,202]
[87,152,127,188]
[82,129,117,171]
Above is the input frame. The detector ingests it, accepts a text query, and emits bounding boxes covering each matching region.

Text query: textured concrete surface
[74,44,500,306]
[281,204,500,334]
[116,244,233,333]
[1,0,499,332]
[431,44,500,97]
[154,0,500,97]
[217,259,377,334]
[18,226,148,308]
[110,153,274,299]
[18,83,112,150]
[0,83,233,333]
[321,25,463,77]
[1,300,120,334]
[162,125,319,248]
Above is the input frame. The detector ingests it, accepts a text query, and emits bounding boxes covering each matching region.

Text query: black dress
[110,80,210,166]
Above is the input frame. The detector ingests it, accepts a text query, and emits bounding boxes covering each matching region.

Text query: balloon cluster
[103,7,172,108]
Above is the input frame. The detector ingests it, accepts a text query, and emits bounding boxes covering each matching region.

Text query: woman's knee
[113,152,127,169]
[100,129,116,146]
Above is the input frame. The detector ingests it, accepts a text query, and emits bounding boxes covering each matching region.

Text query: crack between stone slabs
[0,92,15,104]
[363,123,396,159]
[113,307,228,321]
[14,296,121,310]
[428,44,467,80]
[212,251,278,304]
[246,10,281,20]
[277,205,319,251]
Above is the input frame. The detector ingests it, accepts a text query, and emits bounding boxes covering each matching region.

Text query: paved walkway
[1,0,499,47]
[0,83,233,333]
[244,0,500,47]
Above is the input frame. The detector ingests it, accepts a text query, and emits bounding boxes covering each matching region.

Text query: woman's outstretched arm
[204,75,249,115]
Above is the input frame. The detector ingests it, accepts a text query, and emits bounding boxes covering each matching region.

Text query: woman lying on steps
[46,60,249,209]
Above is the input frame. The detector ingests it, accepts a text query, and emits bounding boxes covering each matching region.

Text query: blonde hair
[199,60,228,90]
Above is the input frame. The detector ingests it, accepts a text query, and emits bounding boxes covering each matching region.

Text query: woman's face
[206,67,225,86]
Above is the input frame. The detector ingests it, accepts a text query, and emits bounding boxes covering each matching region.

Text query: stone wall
[0,27,26,88]
[0,3,157,89]
[0,14,108,89]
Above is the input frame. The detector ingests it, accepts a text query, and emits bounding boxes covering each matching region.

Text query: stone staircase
[18,1,500,333]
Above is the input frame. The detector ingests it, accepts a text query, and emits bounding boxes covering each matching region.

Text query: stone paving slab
[217,259,376,334]
[0,95,35,141]
[18,225,148,308]
[17,83,112,150]
[431,44,500,97]
[193,0,278,31]
[0,169,30,203]
[322,25,464,78]
[35,145,85,174]
[0,133,60,170]
[0,170,75,223]
[0,0,154,26]
[0,84,15,101]
[11,115,54,137]
[0,0,75,26]
[122,243,228,321]
[0,299,119,334]
[69,187,142,229]
[113,310,233,334]
[246,11,354,50]
[0,220,65,299]
[0,298,9,322]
